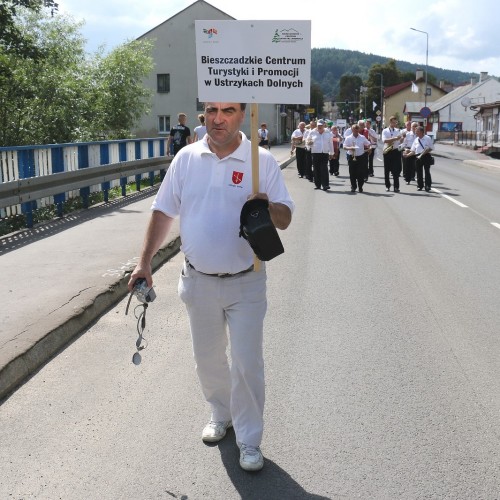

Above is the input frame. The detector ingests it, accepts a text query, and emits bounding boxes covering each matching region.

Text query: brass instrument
[383,144,394,155]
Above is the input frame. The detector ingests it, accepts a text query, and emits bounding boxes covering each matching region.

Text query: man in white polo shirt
[128,102,294,472]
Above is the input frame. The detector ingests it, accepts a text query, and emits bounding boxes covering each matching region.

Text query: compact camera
[133,278,156,304]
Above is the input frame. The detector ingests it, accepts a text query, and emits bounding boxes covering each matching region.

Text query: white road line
[431,188,468,208]
[491,223,500,230]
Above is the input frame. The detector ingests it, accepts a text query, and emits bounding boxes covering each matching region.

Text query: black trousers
[416,156,432,189]
[367,149,375,175]
[404,155,416,183]
[305,149,313,181]
[329,154,339,175]
[383,149,402,189]
[312,153,330,189]
[295,147,307,177]
[348,153,368,190]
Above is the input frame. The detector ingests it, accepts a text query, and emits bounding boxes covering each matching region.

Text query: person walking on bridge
[129,102,294,472]
[168,112,192,156]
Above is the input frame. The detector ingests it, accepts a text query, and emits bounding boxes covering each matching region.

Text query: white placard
[195,20,311,104]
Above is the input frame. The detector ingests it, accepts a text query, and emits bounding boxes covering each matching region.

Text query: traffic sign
[420,106,431,118]
[376,110,381,116]
[375,116,382,122]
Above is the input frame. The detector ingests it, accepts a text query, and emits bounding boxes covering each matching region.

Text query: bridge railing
[0,138,171,228]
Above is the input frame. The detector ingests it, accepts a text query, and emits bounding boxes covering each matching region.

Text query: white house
[428,72,500,139]
[133,0,285,143]
[469,100,500,154]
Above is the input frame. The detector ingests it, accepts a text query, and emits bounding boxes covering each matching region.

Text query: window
[159,115,170,134]
[157,74,170,93]
[196,98,204,112]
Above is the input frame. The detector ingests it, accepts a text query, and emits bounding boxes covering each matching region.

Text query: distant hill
[312,47,481,98]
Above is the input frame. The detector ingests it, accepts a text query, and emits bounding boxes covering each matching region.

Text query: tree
[0,8,154,146]
[0,0,58,58]
[310,82,324,118]
[338,74,363,121]
[84,41,154,140]
[364,60,404,122]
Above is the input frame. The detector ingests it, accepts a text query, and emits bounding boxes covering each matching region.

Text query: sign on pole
[420,106,431,118]
[195,20,311,104]
[195,20,311,269]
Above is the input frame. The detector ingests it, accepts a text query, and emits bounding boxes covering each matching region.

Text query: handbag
[429,155,435,165]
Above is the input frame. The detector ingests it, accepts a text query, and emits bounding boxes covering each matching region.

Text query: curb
[0,236,181,403]
[0,158,293,402]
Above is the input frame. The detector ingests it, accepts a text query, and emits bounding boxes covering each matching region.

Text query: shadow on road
[216,431,332,500]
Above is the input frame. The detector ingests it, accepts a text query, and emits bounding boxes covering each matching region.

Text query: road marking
[491,223,500,230]
[431,188,468,208]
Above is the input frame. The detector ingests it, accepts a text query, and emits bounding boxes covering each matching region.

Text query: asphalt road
[1,152,500,499]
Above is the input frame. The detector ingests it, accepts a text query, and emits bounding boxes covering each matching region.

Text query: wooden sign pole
[250,102,260,272]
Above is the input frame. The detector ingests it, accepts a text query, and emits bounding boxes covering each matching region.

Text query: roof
[384,81,412,98]
[403,102,427,113]
[384,79,445,98]
[429,78,493,112]
[137,0,234,40]
[470,100,500,112]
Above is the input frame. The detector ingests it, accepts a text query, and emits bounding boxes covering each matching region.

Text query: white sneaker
[239,443,264,471]
[201,420,232,442]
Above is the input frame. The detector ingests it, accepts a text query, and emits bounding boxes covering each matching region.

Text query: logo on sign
[272,28,304,43]
[232,171,244,185]
[202,28,218,39]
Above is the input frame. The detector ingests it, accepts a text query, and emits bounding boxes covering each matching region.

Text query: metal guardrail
[0,156,169,210]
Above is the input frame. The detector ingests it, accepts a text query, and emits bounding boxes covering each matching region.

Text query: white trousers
[178,262,267,447]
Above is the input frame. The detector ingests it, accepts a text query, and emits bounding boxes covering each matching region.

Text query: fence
[452,130,499,149]
[0,138,170,228]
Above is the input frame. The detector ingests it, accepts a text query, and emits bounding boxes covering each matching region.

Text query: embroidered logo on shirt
[232,171,244,184]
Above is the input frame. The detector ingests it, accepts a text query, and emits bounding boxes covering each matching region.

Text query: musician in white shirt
[403,126,434,191]
[307,119,334,191]
[343,124,371,193]
[382,116,403,192]
[364,119,379,178]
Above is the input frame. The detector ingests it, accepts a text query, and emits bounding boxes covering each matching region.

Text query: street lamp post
[410,27,429,108]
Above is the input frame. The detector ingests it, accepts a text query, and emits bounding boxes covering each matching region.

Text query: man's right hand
[128,263,153,291]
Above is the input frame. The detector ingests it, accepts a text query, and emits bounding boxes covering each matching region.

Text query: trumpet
[383,144,394,155]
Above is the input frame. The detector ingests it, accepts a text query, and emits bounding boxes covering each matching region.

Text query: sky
[58,0,500,78]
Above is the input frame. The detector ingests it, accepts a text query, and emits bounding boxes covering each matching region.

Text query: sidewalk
[434,140,500,170]
[0,145,295,401]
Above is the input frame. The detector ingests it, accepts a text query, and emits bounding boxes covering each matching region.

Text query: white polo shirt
[152,132,295,274]
[291,128,306,148]
[308,129,334,154]
[382,126,403,148]
[343,133,371,157]
[410,134,433,154]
